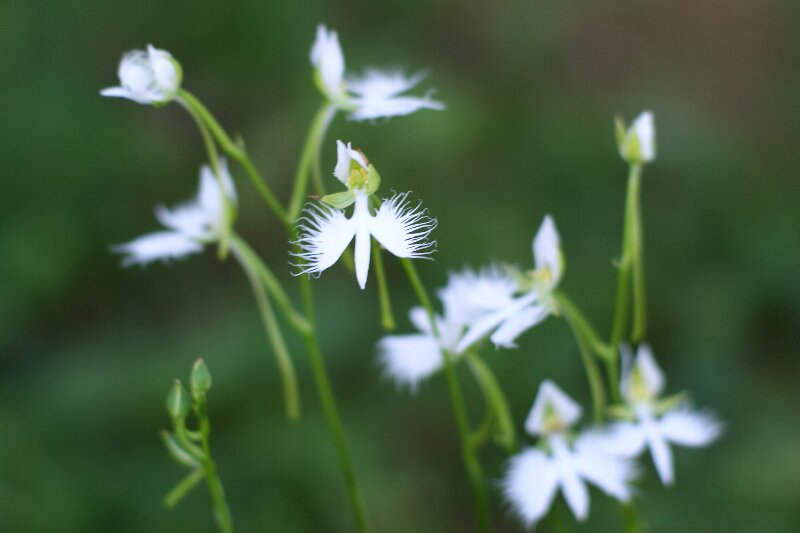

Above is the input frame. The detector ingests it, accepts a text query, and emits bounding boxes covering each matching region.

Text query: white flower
[617,111,655,163]
[113,160,235,266]
[378,267,517,389]
[293,141,436,289]
[101,45,182,105]
[503,381,636,528]
[310,25,444,120]
[603,345,722,485]
[456,215,563,351]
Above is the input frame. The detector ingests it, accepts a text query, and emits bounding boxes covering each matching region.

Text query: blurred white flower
[603,345,722,485]
[101,45,182,105]
[113,160,235,266]
[378,267,517,389]
[503,381,636,528]
[293,141,436,289]
[456,215,563,351]
[310,25,444,120]
[617,111,655,163]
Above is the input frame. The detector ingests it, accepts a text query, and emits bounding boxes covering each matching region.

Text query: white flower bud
[101,45,182,105]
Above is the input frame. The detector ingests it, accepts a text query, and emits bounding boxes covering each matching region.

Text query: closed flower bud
[165,379,191,419]
[190,358,212,397]
[616,111,655,164]
[101,45,182,105]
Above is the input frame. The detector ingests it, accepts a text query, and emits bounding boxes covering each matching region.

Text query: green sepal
[614,115,627,151]
[606,404,636,421]
[160,430,201,467]
[366,164,381,196]
[165,380,192,419]
[190,358,212,398]
[320,190,355,209]
[653,391,688,416]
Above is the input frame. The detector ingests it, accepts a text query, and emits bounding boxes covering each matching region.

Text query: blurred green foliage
[1,0,799,531]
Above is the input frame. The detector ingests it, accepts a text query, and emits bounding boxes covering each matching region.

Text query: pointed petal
[347,69,444,121]
[455,292,536,353]
[573,433,637,501]
[549,435,590,521]
[490,304,549,349]
[502,448,560,528]
[112,231,203,266]
[647,431,674,485]
[408,306,434,334]
[533,214,563,286]
[631,111,655,162]
[378,333,443,391]
[658,407,722,447]
[310,25,345,100]
[292,203,356,277]
[350,95,445,121]
[99,87,130,98]
[635,344,665,398]
[525,380,582,436]
[368,192,436,258]
[354,222,371,289]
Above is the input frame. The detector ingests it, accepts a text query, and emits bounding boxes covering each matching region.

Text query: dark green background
[2,1,798,531]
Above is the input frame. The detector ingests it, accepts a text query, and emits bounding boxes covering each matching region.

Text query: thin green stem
[230,238,301,421]
[465,350,516,453]
[401,258,490,533]
[297,275,370,533]
[620,502,647,533]
[288,103,337,221]
[372,243,396,330]
[196,397,234,533]
[629,164,646,343]
[311,107,337,196]
[178,89,288,225]
[164,468,204,509]
[555,293,607,424]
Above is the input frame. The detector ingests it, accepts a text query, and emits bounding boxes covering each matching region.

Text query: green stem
[230,238,301,421]
[297,275,370,533]
[464,350,516,453]
[372,243,396,330]
[555,293,607,424]
[164,468,204,509]
[288,103,337,221]
[621,501,647,533]
[178,89,288,225]
[196,397,234,533]
[311,107,337,196]
[629,164,646,343]
[401,258,490,533]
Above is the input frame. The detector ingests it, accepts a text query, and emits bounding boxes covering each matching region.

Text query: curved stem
[297,275,370,533]
[178,89,288,225]
[465,350,516,453]
[287,103,337,221]
[400,258,490,533]
[196,397,234,533]
[230,238,301,421]
[311,107,337,196]
[372,242,396,331]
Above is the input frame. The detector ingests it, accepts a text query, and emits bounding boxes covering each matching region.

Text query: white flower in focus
[101,45,182,105]
[603,344,722,485]
[293,141,436,289]
[456,215,563,351]
[617,111,655,163]
[113,160,236,266]
[378,267,517,389]
[310,25,444,120]
[503,381,636,528]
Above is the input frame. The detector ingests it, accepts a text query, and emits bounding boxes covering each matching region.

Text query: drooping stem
[554,292,607,423]
[372,243,396,330]
[287,103,337,221]
[196,396,234,533]
[401,258,490,533]
[229,237,301,421]
[465,350,516,453]
[177,89,288,225]
[297,275,371,533]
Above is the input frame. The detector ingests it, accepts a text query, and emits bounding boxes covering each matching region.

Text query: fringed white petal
[154,203,208,238]
[490,304,549,349]
[347,69,444,121]
[292,203,356,276]
[502,448,560,528]
[198,158,236,217]
[525,381,582,437]
[455,292,537,353]
[573,433,637,502]
[113,231,203,266]
[659,407,722,447]
[378,333,443,391]
[439,266,517,326]
[598,421,648,457]
[368,192,437,259]
[533,214,563,288]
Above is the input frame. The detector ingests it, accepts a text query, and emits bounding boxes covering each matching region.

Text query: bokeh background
[2,0,799,531]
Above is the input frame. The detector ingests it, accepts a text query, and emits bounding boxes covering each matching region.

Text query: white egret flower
[101,45,182,105]
[293,141,436,289]
[378,267,517,389]
[310,25,444,120]
[456,215,563,351]
[113,160,235,266]
[603,345,722,485]
[503,381,636,528]
[616,111,655,163]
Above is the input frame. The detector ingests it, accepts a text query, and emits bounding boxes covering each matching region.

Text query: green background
[2,0,799,531]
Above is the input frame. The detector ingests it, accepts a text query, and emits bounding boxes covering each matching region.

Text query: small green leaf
[164,468,205,509]
[466,352,516,453]
[161,430,201,467]
[606,404,635,421]
[320,190,355,209]
[366,164,381,195]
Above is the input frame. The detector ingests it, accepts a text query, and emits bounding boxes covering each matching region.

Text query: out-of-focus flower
[101,45,182,105]
[602,344,722,485]
[293,141,436,289]
[113,160,235,266]
[456,215,563,351]
[503,381,636,528]
[378,267,517,389]
[310,25,444,120]
[616,111,655,164]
